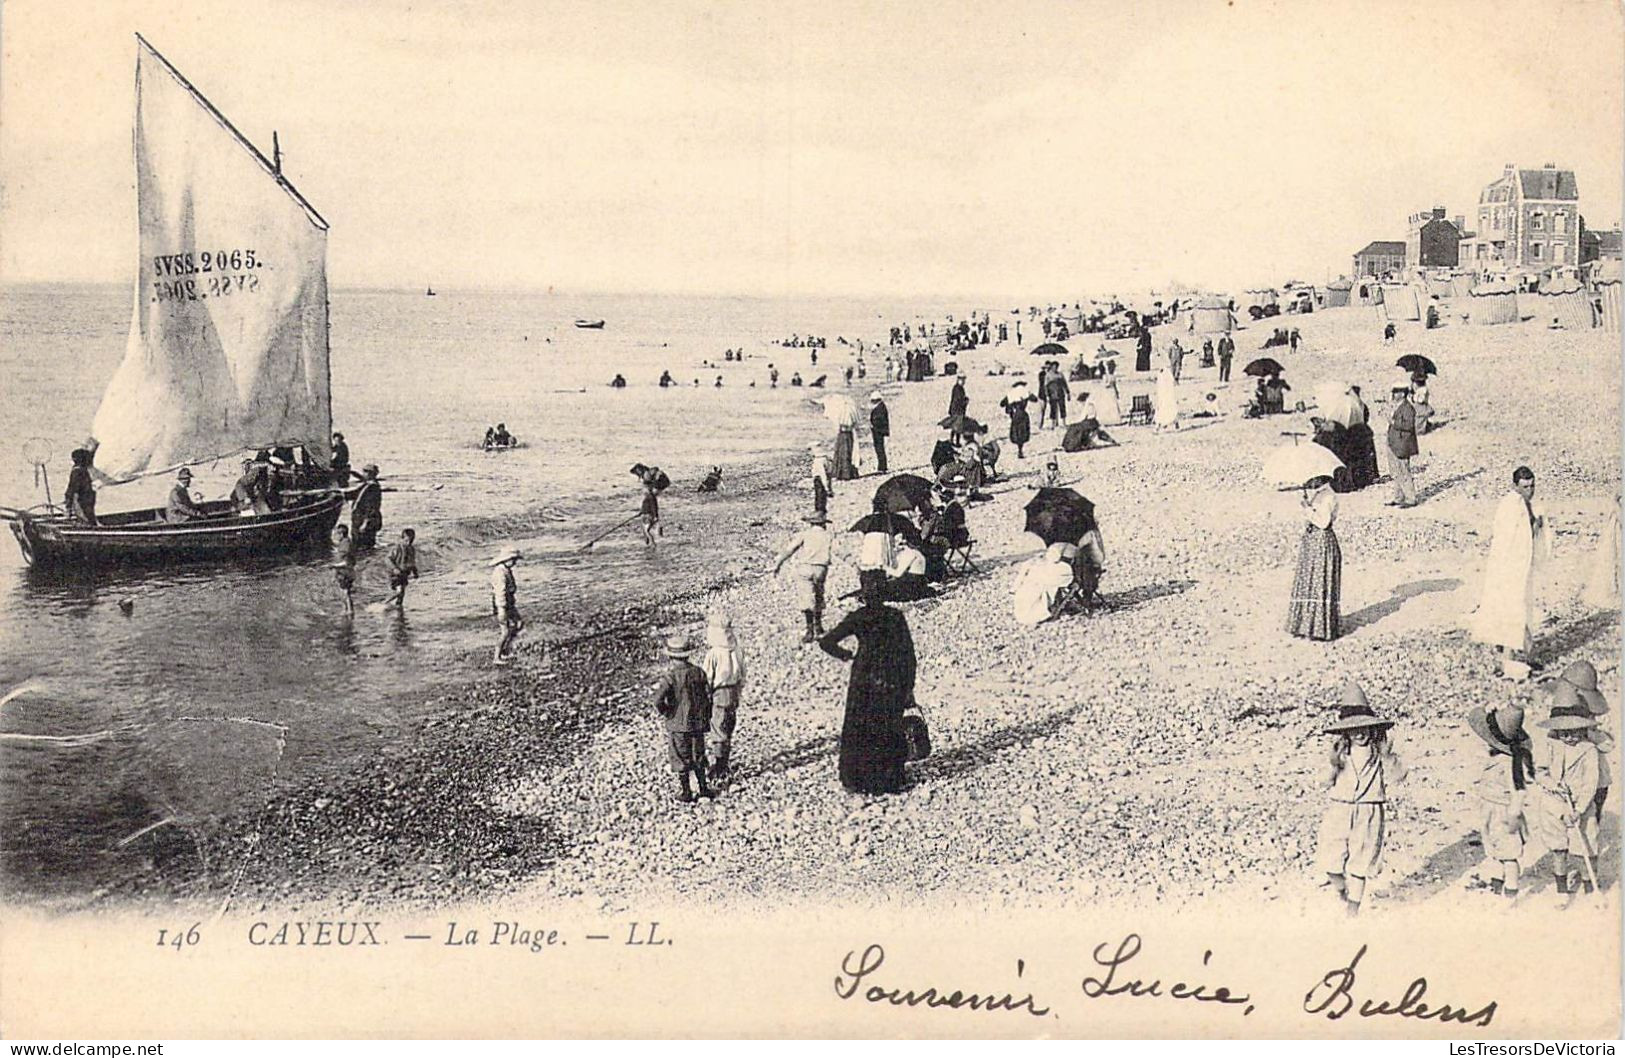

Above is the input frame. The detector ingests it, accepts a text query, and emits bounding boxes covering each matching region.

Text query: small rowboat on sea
[574,319,606,329]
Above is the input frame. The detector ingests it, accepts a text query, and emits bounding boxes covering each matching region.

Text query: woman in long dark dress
[1000,383,1036,459]
[818,585,917,795]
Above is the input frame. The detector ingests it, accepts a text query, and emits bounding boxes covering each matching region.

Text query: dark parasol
[1243,357,1285,378]
[849,510,922,548]
[1022,487,1097,546]
[1395,353,1438,376]
[873,474,936,515]
[1030,342,1069,359]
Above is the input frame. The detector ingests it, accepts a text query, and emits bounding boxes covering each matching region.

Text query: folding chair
[945,536,979,575]
[1124,394,1154,425]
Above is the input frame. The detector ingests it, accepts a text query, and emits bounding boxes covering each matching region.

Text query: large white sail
[91,35,332,479]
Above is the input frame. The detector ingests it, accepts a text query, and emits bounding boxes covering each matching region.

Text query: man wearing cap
[773,512,835,643]
[349,465,384,547]
[166,468,206,522]
[489,549,523,665]
[868,393,890,474]
[1468,702,1535,899]
[652,633,714,802]
[1469,466,1549,680]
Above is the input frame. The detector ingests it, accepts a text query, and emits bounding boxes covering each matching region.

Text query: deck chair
[945,536,978,575]
[1124,394,1154,425]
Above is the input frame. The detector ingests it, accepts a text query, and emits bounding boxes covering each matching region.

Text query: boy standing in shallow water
[387,528,419,608]
[641,484,661,546]
[331,524,356,618]
[489,548,523,666]
[1315,682,1405,916]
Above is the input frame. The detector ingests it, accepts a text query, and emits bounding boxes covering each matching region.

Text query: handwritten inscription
[1304,945,1497,1028]
[834,943,1052,1018]
[1080,934,1254,1016]
[833,938,1503,1029]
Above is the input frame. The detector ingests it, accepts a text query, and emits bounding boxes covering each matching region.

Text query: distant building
[1581,218,1622,263]
[1353,240,1406,277]
[1459,162,1580,273]
[1405,207,1460,269]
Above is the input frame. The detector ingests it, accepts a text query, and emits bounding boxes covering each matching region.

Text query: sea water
[0,283,998,898]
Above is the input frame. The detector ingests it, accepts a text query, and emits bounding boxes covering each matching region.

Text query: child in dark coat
[652,634,714,802]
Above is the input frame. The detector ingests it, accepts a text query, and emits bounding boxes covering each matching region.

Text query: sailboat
[426,286,436,296]
[5,36,344,569]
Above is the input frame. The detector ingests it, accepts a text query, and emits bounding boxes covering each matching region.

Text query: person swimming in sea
[611,374,627,388]
[659,370,675,388]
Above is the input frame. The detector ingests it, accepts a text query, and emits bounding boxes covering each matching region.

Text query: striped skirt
[1287,525,1342,641]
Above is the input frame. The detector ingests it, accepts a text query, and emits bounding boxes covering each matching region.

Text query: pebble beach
[75,303,1621,920]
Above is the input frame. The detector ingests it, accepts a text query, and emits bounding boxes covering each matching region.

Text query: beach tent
[1423,275,1454,299]
[1533,275,1593,330]
[1186,296,1237,336]
[1380,283,1421,321]
[1353,281,1382,307]
[1449,274,1475,299]
[1322,280,1352,308]
[1468,279,1518,325]
[1243,289,1278,313]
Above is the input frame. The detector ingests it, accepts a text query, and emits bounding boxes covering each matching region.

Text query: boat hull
[9,493,344,569]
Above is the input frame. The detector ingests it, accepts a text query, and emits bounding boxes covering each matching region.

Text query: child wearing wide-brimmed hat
[1468,702,1536,900]
[488,548,523,666]
[1532,681,1603,896]
[652,633,714,802]
[1548,660,1613,836]
[773,511,835,643]
[1315,682,1406,916]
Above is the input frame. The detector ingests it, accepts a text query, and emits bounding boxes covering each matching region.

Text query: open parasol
[1022,487,1097,546]
[1244,357,1285,378]
[873,474,936,515]
[849,510,921,548]
[1262,442,1343,488]
[1030,342,1068,359]
[820,392,860,428]
[1395,354,1438,376]
[1313,382,1359,428]
[938,413,987,436]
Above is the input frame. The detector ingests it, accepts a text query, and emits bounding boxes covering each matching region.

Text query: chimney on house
[1432,206,1446,220]
[1453,215,1465,232]
[1543,162,1556,169]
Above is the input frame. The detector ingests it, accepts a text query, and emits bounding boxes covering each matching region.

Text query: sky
[1,0,1621,298]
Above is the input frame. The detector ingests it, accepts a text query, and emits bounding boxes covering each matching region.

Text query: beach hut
[1592,260,1622,333]
[1423,274,1454,299]
[1380,283,1421,321]
[1322,280,1352,308]
[1186,296,1237,336]
[1352,280,1382,307]
[1468,279,1518,325]
[1533,275,1593,330]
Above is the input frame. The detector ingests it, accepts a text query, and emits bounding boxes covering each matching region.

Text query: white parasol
[820,393,860,429]
[1262,442,1343,488]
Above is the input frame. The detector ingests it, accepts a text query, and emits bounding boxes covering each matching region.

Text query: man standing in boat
[166,468,207,522]
[330,431,351,485]
[351,464,384,547]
